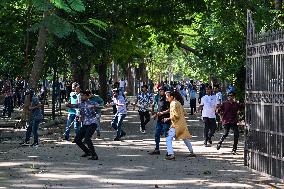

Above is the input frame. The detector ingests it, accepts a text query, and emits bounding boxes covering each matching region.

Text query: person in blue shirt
[75,90,101,160]
[88,91,104,138]
[189,85,197,115]
[133,84,153,134]
[149,86,170,155]
[20,89,43,147]
[64,82,81,141]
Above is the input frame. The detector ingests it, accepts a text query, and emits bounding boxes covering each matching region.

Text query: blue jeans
[65,114,79,140]
[154,120,170,150]
[96,113,101,136]
[111,113,126,138]
[166,128,193,155]
[25,119,41,144]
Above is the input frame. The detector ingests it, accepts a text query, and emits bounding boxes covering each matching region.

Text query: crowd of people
[0,76,102,119]
[0,76,243,161]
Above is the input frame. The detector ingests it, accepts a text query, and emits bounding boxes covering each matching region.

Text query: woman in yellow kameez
[164,91,196,160]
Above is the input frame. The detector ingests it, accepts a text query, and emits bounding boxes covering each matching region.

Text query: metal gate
[245,10,284,181]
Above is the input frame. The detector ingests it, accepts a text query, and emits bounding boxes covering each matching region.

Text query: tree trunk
[71,59,82,87]
[28,12,48,90]
[71,58,91,91]
[139,59,147,83]
[275,0,283,10]
[98,54,110,102]
[126,62,134,96]
[275,0,283,22]
[82,60,91,91]
[113,62,119,82]
[52,66,57,120]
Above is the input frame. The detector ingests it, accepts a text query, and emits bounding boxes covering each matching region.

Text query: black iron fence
[245,10,284,181]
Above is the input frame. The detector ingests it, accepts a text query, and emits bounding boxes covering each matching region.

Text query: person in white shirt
[214,86,223,104]
[214,86,223,130]
[198,85,220,147]
[107,88,127,141]
[119,78,127,93]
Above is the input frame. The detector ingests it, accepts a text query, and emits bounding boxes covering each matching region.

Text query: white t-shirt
[113,95,127,114]
[119,80,127,88]
[200,95,219,118]
[216,92,222,103]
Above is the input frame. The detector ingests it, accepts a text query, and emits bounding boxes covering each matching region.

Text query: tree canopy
[0,0,283,99]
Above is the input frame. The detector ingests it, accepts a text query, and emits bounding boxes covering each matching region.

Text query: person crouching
[75,90,101,160]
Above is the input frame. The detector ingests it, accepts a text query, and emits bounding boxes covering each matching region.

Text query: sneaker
[187,152,196,157]
[204,141,211,147]
[216,143,221,150]
[120,131,126,138]
[19,141,29,146]
[88,155,98,160]
[141,130,146,134]
[31,143,38,147]
[113,137,121,141]
[231,149,237,155]
[81,153,91,157]
[149,150,160,155]
[165,154,175,160]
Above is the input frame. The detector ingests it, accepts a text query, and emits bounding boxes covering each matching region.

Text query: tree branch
[176,42,202,58]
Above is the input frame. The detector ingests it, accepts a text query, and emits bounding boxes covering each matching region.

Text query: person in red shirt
[216,92,243,154]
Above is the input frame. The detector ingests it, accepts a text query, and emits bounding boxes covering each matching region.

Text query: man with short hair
[133,84,152,134]
[64,82,81,141]
[75,90,100,160]
[216,92,243,154]
[2,78,13,118]
[198,85,220,147]
[119,78,127,93]
[149,86,170,155]
[20,89,43,147]
[214,86,223,130]
[107,88,127,141]
[88,92,104,138]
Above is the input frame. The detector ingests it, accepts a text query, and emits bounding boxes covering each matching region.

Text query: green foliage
[75,29,93,47]
[32,0,51,11]
[67,0,85,12]
[1,0,284,98]
[50,0,85,12]
[88,18,107,30]
[45,14,74,38]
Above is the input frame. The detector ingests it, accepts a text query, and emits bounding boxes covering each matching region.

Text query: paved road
[0,100,283,189]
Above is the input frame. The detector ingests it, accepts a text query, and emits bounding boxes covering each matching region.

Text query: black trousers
[3,96,13,117]
[203,117,217,142]
[219,123,239,150]
[139,111,150,130]
[189,98,196,115]
[75,123,97,156]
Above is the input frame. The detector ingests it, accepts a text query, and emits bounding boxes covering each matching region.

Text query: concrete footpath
[0,100,283,189]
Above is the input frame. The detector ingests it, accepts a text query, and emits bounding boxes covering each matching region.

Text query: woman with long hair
[164,91,195,160]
